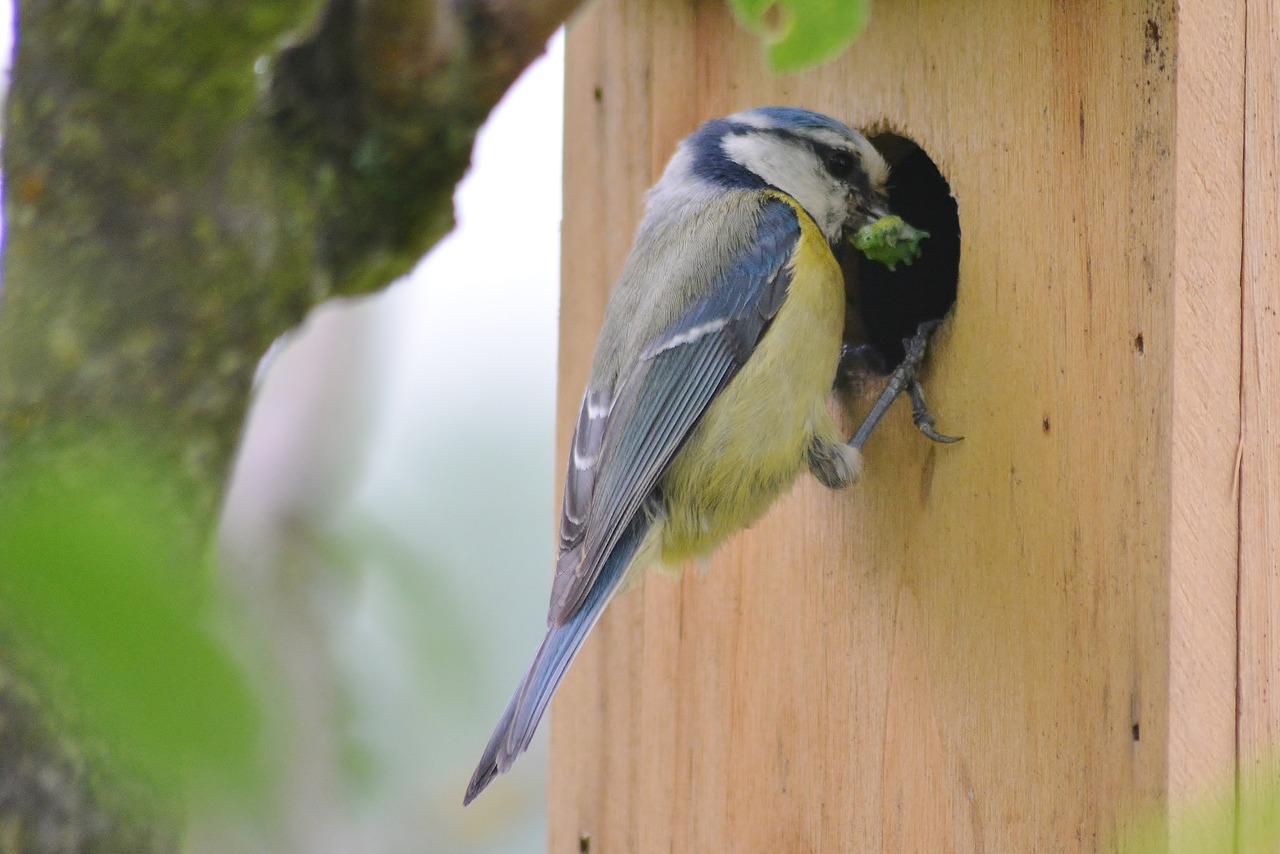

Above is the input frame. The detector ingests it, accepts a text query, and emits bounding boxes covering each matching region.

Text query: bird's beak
[848,190,891,231]
[865,198,891,222]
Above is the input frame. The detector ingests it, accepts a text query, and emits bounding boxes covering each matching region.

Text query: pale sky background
[341,30,565,849]
[301,33,565,851]
[328,31,564,851]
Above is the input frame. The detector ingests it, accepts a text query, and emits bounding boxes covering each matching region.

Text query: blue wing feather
[549,197,801,623]
[465,195,803,804]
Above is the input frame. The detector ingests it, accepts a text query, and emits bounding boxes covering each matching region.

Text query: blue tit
[464,106,894,804]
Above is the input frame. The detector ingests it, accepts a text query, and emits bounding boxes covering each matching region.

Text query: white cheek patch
[722,133,841,240]
[851,136,890,190]
[726,110,776,130]
[799,127,854,151]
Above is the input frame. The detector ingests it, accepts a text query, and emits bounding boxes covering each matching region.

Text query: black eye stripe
[791,134,860,181]
[716,125,868,188]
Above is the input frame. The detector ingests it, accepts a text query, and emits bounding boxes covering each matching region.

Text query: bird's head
[677,106,891,246]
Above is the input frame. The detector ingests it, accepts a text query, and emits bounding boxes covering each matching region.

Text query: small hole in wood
[845,132,960,369]
[1131,721,1140,742]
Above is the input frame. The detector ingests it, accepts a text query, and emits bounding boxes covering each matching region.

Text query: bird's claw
[848,319,960,451]
[908,381,962,444]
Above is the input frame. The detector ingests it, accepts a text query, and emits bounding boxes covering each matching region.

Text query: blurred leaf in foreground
[1116,769,1280,853]
[0,432,264,800]
[729,0,872,72]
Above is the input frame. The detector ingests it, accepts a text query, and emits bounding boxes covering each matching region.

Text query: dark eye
[823,150,856,180]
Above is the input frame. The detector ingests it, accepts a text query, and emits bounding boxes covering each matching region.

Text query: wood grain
[1237,0,1280,840]
[549,0,1265,849]
[1168,0,1246,826]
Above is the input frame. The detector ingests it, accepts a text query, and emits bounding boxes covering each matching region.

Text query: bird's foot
[907,380,962,444]
[848,320,961,451]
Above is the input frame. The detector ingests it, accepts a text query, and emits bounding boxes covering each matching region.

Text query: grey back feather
[551,187,801,625]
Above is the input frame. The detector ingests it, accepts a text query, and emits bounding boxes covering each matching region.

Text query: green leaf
[0,436,264,797]
[729,0,872,72]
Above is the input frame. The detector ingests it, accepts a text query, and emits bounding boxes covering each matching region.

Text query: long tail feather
[463,516,651,804]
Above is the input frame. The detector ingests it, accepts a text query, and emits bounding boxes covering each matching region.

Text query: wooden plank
[550,0,1243,848]
[549,1,655,845]
[1167,0,1247,824]
[1237,0,1280,837]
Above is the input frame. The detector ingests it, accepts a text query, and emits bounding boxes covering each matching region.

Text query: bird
[465,106,902,804]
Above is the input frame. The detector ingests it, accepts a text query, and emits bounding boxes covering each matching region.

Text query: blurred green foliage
[729,0,872,71]
[1116,773,1280,853]
[0,433,264,800]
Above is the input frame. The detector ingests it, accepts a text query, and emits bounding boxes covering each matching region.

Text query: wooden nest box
[551,0,1277,849]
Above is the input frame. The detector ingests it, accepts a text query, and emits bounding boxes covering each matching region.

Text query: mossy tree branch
[2,0,580,517]
[0,0,584,847]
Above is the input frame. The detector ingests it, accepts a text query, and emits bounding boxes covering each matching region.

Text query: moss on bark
[0,0,576,846]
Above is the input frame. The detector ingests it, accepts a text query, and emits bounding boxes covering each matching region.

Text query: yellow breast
[656,196,846,563]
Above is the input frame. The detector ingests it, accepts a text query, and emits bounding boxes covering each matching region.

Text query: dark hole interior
[848,133,960,368]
